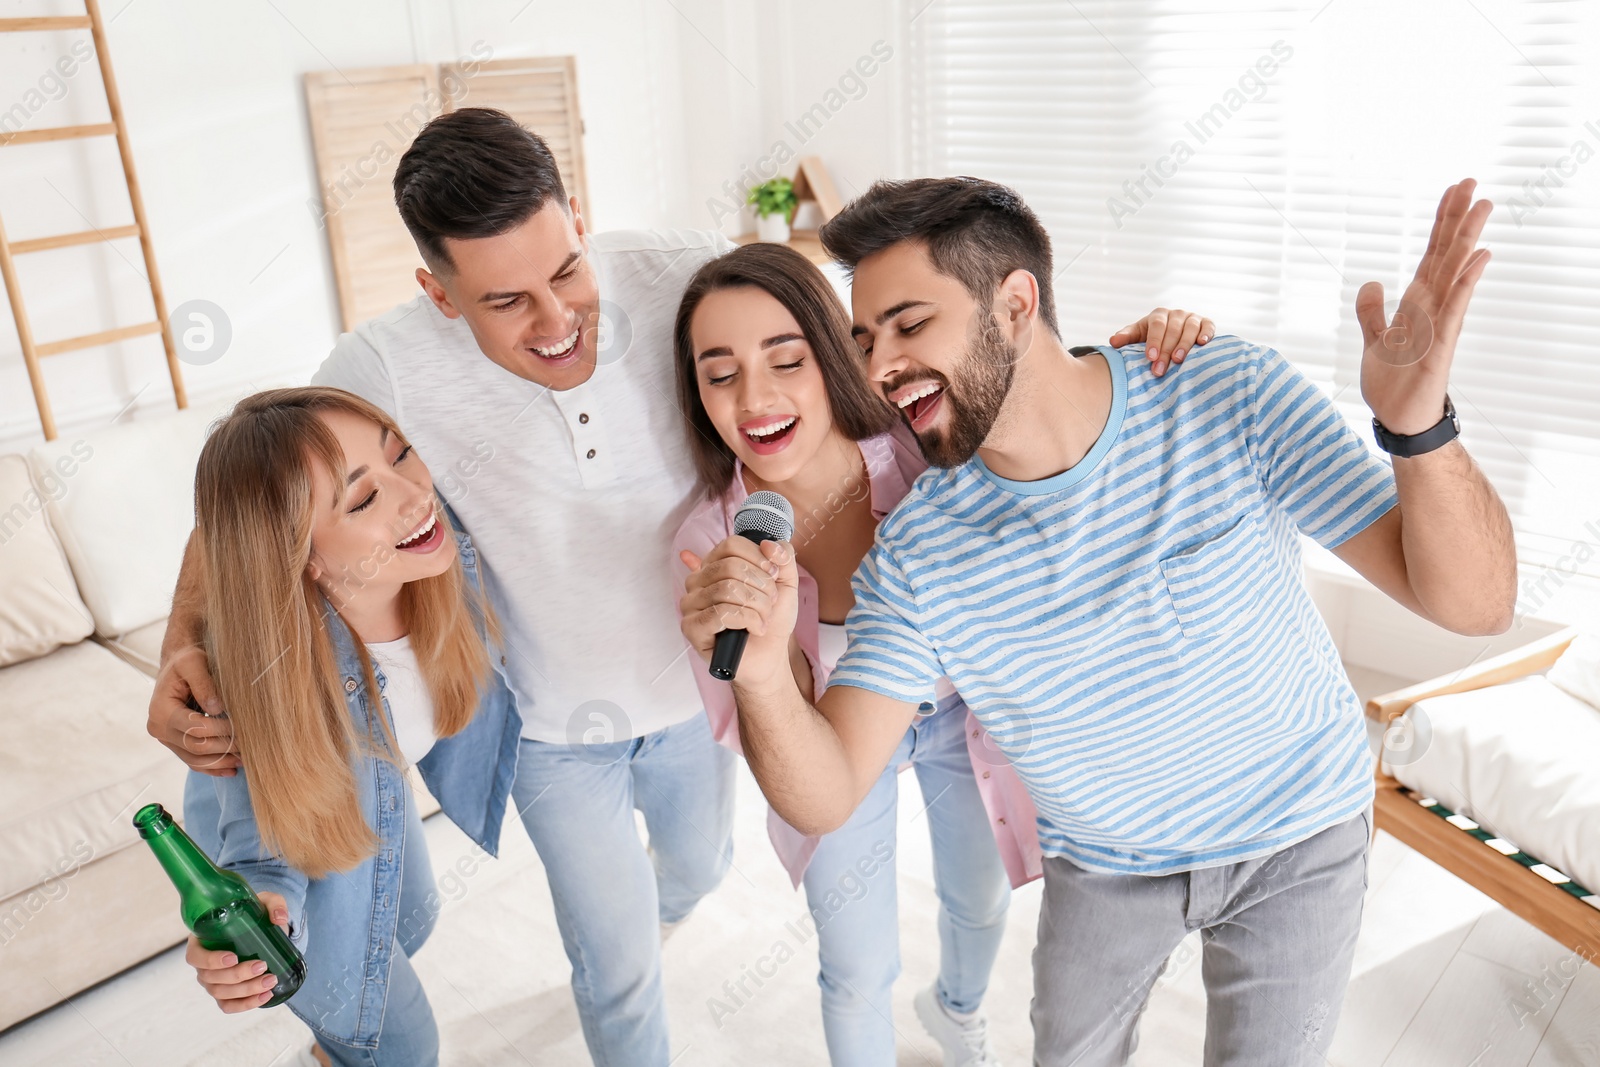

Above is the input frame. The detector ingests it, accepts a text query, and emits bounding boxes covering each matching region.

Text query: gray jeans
[1032,810,1371,1066]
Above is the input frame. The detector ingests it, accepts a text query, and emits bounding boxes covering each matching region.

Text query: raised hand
[1356,179,1493,436]
[148,645,239,776]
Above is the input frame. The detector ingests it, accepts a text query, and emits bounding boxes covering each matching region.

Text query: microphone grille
[733,490,795,542]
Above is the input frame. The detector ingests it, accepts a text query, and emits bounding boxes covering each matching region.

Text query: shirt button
[586,448,597,459]
[997,817,1007,826]
[501,655,507,666]
[344,677,358,693]
[982,771,991,779]
[579,413,589,424]
[971,729,980,739]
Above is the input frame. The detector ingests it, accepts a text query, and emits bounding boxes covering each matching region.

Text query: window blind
[909,0,1600,595]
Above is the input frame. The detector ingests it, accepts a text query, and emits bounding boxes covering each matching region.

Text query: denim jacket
[182,515,522,1048]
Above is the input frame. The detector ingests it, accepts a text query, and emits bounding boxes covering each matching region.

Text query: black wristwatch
[1372,396,1460,458]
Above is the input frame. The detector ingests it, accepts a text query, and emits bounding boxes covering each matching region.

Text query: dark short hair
[393,108,568,273]
[819,176,1059,337]
[674,243,899,497]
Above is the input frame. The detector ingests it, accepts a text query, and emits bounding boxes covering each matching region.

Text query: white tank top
[365,635,437,766]
[816,622,850,678]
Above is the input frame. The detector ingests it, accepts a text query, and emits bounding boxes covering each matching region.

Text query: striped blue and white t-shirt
[829,337,1398,875]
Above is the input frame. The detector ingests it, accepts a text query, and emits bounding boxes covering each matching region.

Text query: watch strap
[1373,397,1460,458]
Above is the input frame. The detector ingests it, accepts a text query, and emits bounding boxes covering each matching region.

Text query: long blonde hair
[194,387,497,877]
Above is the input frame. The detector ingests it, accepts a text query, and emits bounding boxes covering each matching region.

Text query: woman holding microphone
[672,242,1211,1065]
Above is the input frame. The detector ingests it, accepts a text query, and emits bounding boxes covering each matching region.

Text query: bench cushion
[1548,628,1600,711]
[1389,675,1600,895]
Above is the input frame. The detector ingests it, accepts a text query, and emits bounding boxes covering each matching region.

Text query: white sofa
[0,402,226,1030]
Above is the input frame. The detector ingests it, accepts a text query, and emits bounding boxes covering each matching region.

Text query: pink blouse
[670,427,1042,889]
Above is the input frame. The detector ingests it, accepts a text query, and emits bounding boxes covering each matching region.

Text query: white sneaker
[914,984,1001,1067]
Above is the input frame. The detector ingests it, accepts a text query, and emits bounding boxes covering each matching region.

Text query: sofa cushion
[1548,627,1600,711]
[0,640,187,902]
[0,454,95,667]
[27,399,230,639]
[101,617,167,679]
[1388,675,1600,895]
[0,836,186,1031]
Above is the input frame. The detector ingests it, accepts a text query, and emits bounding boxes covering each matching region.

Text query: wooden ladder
[0,0,186,441]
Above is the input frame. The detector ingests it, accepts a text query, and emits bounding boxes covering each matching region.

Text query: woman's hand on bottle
[186,891,290,1011]
[1109,307,1216,377]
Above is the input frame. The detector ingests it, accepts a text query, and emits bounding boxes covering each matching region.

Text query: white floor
[4,673,1598,1065]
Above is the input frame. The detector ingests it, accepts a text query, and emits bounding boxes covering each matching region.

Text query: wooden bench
[1366,627,1600,961]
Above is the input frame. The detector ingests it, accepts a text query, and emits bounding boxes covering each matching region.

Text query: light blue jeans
[184,774,445,1067]
[804,694,1011,1066]
[510,711,736,1066]
[317,792,442,1067]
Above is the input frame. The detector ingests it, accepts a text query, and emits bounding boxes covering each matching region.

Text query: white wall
[0,0,907,453]
[708,0,906,234]
[0,1,659,448]
[13,0,1571,673]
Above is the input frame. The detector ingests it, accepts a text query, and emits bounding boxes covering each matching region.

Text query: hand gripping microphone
[708,490,795,681]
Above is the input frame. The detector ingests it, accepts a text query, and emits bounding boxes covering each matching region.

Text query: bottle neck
[139,811,252,926]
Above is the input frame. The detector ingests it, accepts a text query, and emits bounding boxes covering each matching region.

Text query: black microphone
[709,490,795,681]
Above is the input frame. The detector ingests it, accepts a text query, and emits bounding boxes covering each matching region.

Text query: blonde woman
[179,387,521,1067]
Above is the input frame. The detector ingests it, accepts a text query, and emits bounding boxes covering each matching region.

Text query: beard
[908,311,1019,468]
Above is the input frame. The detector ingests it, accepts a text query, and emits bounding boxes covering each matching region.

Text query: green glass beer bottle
[133,803,305,1006]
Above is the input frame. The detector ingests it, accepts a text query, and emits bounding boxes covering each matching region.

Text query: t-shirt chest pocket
[1157,514,1271,642]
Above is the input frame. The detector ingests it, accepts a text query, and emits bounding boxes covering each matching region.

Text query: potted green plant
[748,176,798,243]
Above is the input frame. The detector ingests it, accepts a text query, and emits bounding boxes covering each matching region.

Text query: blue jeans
[317,790,442,1067]
[804,695,1011,1066]
[511,711,736,1066]
[185,772,445,1066]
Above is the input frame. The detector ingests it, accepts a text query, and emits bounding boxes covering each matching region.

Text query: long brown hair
[194,387,496,877]
[673,242,898,497]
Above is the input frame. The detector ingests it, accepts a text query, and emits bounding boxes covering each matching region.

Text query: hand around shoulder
[148,645,239,775]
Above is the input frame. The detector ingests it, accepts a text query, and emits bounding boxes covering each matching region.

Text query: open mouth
[895,381,946,430]
[527,326,581,365]
[394,507,444,553]
[741,415,800,455]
